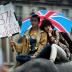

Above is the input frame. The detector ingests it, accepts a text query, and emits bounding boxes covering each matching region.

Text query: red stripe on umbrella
[49,19,67,32]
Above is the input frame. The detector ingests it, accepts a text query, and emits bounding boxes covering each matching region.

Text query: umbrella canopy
[20,17,32,36]
[20,10,72,36]
[37,10,72,33]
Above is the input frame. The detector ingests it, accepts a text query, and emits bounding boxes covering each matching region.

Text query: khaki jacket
[14,28,47,56]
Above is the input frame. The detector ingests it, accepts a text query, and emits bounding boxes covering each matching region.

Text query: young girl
[39,19,70,62]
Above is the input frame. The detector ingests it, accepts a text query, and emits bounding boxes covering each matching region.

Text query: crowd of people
[10,14,72,68]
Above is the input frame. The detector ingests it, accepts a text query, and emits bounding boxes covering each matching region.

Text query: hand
[54,40,58,44]
[0,66,9,72]
[10,40,15,47]
[31,55,36,59]
[48,33,52,37]
[48,27,53,33]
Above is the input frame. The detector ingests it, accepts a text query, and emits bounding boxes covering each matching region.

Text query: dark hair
[31,14,40,23]
[40,19,54,31]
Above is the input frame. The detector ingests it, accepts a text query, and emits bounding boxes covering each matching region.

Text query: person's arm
[48,30,59,44]
[10,35,27,53]
[60,32,69,48]
[54,31,60,44]
[33,32,47,57]
[13,41,23,53]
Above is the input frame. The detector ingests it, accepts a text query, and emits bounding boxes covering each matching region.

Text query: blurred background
[0,0,72,66]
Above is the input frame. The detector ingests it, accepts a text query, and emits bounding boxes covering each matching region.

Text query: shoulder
[39,30,47,37]
[54,30,59,33]
[24,30,30,36]
[23,28,31,39]
[39,29,46,34]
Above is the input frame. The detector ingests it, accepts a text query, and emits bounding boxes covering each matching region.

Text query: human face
[31,17,39,28]
[44,25,53,33]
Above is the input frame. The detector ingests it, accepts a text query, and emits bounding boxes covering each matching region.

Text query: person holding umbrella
[39,19,71,62]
